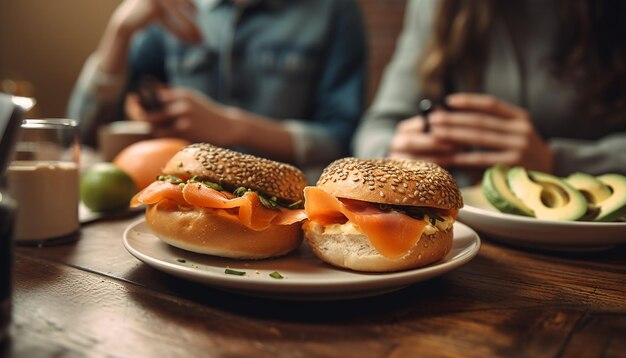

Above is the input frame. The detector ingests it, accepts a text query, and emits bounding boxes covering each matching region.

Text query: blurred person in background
[353,0,626,186]
[68,0,366,180]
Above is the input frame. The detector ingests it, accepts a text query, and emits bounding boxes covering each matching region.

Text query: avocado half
[565,172,610,220]
[481,164,533,216]
[594,174,626,222]
[566,172,626,221]
[507,167,587,221]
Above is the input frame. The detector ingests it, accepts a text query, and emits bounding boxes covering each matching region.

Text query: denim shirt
[69,0,366,173]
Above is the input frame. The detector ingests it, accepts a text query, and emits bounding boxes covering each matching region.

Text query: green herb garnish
[258,194,280,211]
[157,175,183,184]
[287,200,304,210]
[187,176,224,191]
[233,186,280,211]
[234,187,249,197]
[176,258,187,263]
[203,181,223,191]
[225,268,246,276]
[269,271,284,279]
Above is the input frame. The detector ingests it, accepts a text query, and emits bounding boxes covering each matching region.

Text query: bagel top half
[316,157,463,209]
[162,143,307,203]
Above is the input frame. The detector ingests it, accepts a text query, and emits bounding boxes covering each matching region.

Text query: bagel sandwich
[131,143,308,259]
[303,158,463,272]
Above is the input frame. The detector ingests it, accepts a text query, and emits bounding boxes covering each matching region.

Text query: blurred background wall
[0,0,122,118]
[0,0,405,118]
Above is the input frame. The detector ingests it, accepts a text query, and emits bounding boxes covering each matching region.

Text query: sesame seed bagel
[317,158,463,209]
[303,158,461,272]
[162,143,307,202]
[303,221,452,272]
[138,143,307,259]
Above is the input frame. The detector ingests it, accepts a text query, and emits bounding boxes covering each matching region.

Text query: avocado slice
[481,164,533,216]
[594,174,626,222]
[566,172,612,220]
[566,172,612,204]
[507,167,587,221]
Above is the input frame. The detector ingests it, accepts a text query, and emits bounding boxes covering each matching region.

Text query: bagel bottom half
[303,221,453,272]
[145,201,303,259]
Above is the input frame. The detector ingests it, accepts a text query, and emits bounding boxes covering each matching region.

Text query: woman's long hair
[419,0,496,100]
[419,0,626,123]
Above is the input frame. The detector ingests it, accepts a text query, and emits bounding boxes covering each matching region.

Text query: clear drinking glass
[6,119,80,243]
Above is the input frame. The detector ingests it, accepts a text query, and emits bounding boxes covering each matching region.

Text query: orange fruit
[113,138,190,190]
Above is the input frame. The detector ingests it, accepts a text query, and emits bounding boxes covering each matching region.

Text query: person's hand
[126,87,242,147]
[388,114,460,168]
[111,0,201,43]
[428,93,554,172]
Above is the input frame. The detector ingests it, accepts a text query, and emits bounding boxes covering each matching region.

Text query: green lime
[80,162,138,212]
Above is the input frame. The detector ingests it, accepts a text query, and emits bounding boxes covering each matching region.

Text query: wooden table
[3,213,626,357]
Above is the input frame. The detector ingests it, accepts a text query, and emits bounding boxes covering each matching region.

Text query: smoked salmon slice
[132,180,306,231]
[304,186,427,259]
[131,180,187,207]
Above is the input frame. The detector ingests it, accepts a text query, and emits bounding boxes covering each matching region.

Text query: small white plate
[123,219,481,300]
[459,186,626,251]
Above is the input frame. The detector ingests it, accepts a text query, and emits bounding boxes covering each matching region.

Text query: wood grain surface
[4,212,626,358]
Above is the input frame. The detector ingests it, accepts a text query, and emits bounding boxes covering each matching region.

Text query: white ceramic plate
[123,219,481,300]
[79,202,144,224]
[459,186,626,251]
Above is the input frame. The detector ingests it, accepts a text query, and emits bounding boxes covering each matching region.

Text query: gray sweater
[353,0,626,182]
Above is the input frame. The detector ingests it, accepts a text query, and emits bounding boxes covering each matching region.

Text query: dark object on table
[418,98,450,133]
[0,94,30,175]
[0,194,15,344]
[0,93,31,344]
[137,76,163,112]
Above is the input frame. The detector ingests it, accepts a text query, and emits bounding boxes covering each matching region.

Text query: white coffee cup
[6,119,80,242]
[98,121,152,162]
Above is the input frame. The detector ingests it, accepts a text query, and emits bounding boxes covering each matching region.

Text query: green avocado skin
[482,165,533,217]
